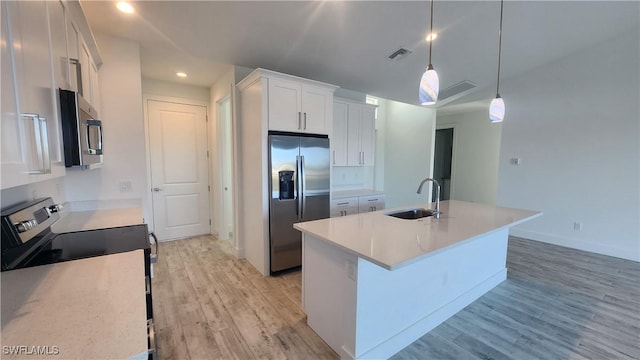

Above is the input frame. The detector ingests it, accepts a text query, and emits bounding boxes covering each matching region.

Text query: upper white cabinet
[1,0,100,190]
[66,2,101,111]
[333,98,377,167]
[267,74,336,135]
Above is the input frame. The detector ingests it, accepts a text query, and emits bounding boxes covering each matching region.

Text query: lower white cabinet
[358,195,385,213]
[330,197,359,217]
[330,194,385,217]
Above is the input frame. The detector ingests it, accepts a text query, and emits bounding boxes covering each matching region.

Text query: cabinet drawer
[358,195,385,213]
[330,197,359,218]
[330,206,359,218]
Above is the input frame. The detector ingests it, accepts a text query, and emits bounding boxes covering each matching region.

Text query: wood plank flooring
[152,236,640,360]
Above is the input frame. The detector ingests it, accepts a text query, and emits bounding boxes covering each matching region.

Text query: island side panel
[302,233,358,359]
[354,228,510,359]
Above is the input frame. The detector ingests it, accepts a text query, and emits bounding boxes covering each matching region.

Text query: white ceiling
[81,1,639,107]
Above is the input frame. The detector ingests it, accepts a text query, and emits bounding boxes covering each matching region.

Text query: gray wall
[496,27,639,261]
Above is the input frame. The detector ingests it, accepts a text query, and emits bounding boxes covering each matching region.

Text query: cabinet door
[332,101,348,166]
[79,40,91,101]
[268,77,301,132]
[89,61,100,114]
[9,1,56,176]
[1,1,29,188]
[301,84,332,135]
[66,19,80,93]
[45,0,66,167]
[360,106,376,166]
[346,104,362,166]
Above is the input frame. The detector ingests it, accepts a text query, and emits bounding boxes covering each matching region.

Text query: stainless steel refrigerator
[269,133,330,273]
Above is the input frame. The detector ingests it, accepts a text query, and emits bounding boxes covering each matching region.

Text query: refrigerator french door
[269,133,330,273]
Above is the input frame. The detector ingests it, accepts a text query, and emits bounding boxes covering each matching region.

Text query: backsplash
[331,166,376,191]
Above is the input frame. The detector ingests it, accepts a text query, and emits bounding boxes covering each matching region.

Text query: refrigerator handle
[296,155,302,220]
[300,155,306,220]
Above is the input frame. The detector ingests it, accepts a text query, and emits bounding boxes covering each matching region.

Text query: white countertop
[51,207,143,233]
[1,250,148,359]
[294,200,541,270]
[332,189,385,199]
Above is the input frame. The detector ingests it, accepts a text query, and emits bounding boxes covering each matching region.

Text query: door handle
[332,150,336,165]
[152,187,163,192]
[298,112,301,130]
[300,155,306,220]
[303,112,307,130]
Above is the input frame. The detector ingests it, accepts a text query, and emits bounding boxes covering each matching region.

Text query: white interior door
[148,100,210,240]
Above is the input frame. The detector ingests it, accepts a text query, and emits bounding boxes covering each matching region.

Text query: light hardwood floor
[152,236,640,360]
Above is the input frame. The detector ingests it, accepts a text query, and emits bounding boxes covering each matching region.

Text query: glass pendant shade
[489,96,505,123]
[419,65,439,105]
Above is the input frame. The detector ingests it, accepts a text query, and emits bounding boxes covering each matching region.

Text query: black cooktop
[27,224,149,268]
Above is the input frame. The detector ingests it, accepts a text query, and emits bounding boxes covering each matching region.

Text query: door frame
[434,124,458,200]
[143,94,210,238]
[216,94,233,242]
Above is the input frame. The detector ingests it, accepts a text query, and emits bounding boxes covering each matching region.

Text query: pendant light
[489,0,506,123]
[419,0,439,105]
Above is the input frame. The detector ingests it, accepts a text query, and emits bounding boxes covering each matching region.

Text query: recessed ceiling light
[116,1,134,14]
[176,72,188,78]
[425,33,438,42]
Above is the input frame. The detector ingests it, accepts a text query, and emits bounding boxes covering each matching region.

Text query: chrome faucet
[417,178,441,219]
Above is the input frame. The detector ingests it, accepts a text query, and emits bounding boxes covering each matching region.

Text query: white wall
[496,27,640,261]
[384,100,436,208]
[437,110,502,204]
[64,34,147,215]
[1,178,66,208]
[142,78,210,103]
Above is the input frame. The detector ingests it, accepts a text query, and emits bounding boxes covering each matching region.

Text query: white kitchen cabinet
[357,194,385,213]
[66,11,101,111]
[330,193,385,217]
[267,76,334,135]
[1,0,67,190]
[330,197,359,217]
[333,98,377,167]
[332,101,348,166]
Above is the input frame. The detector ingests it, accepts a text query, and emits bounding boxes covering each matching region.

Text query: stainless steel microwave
[59,89,103,169]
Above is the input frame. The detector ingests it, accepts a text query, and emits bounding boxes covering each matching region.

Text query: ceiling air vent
[387,48,412,61]
[439,80,477,101]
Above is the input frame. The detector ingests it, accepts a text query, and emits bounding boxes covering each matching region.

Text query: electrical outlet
[573,222,582,231]
[119,181,132,192]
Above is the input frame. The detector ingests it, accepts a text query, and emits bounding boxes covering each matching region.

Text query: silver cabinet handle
[69,58,83,96]
[332,150,336,165]
[303,112,307,130]
[298,112,301,129]
[152,187,163,192]
[147,319,157,357]
[336,202,349,205]
[22,114,51,174]
[149,232,158,263]
[362,151,365,165]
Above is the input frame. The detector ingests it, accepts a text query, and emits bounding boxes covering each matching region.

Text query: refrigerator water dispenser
[279,170,295,200]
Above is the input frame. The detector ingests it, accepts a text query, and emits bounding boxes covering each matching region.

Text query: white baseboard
[509,228,639,262]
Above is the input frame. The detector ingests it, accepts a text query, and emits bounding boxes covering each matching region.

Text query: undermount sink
[386,208,435,220]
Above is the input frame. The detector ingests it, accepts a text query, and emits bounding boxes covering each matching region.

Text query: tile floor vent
[439,80,477,101]
[387,48,412,61]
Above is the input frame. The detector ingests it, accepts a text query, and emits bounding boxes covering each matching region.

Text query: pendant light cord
[496,0,504,97]
[428,0,434,66]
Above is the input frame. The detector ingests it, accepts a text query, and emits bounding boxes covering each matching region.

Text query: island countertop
[294,200,541,270]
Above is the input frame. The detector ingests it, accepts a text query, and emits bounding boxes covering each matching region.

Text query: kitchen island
[294,200,541,360]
